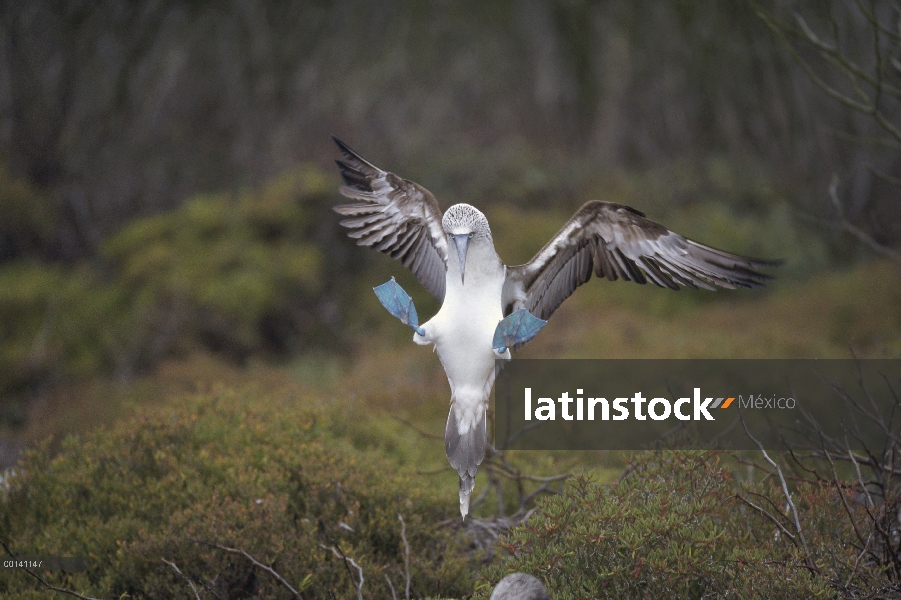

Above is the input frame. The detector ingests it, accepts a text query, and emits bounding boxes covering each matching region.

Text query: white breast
[425,239,506,407]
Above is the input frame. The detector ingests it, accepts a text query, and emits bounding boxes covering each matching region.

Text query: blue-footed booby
[332,136,776,518]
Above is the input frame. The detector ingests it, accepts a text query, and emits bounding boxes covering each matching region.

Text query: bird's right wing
[332,136,448,302]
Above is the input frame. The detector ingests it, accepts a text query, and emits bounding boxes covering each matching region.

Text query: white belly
[433,289,502,393]
[420,244,508,429]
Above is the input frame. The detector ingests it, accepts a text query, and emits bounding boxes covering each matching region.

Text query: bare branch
[753,6,872,113]
[740,416,817,573]
[162,559,201,600]
[398,514,411,600]
[850,450,879,517]
[466,443,570,518]
[385,574,398,600]
[827,127,901,151]
[846,532,876,589]
[732,493,797,543]
[391,416,443,440]
[865,162,901,188]
[198,541,305,599]
[854,0,901,43]
[0,540,101,600]
[828,175,901,261]
[754,1,901,152]
[320,544,364,600]
[823,447,873,559]
[792,12,901,100]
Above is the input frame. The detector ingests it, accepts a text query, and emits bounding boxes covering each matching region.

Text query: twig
[162,558,201,600]
[849,446,877,512]
[733,493,796,543]
[822,446,873,560]
[398,514,411,600]
[740,415,818,574]
[764,448,813,565]
[476,444,570,517]
[865,162,901,188]
[320,544,364,600]
[385,574,398,600]
[826,127,901,151]
[198,541,304,599]
[845,441,900,570]
[753,5,872,114]
[0,540,101,600]
[846,531,875,589]
[414,466,453,476]
[392,416,442,440]
[829,175,901,262]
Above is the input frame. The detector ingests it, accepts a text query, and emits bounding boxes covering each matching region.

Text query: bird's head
[442,203,491,284]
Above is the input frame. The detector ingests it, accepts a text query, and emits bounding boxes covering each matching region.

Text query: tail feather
[445,406,487,519]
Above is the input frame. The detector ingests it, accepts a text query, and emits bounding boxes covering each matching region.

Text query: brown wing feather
[332,136,448,302]
[503,200,779,320]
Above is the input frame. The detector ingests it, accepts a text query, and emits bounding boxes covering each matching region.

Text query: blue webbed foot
[492,309,547,353]
[373,277,426,336]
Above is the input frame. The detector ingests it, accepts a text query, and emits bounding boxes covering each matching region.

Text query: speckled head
[442,204,492,284]
[442,203,492,240]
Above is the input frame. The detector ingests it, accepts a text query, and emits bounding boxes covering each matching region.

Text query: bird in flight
[331,136,776,518]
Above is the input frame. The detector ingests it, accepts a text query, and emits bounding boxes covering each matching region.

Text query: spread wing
[332,136,448,302]
[502,200,779,320]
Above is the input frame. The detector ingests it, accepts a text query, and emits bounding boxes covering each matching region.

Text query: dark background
[1,0,899,425]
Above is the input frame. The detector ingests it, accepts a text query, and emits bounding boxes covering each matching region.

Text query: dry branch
[198,540,305,599]
[398,513,411,600]
[319,544,364,600]
[162,558,201,600]
[0,540,101,600]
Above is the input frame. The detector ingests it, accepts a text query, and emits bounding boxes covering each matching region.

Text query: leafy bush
[477,450,891,599]
[0,389,475,599]
[0,166,340,403]
[100,166,331,360]
[0,162,60,262]
[4,393,901,599]
[0,262,130,403]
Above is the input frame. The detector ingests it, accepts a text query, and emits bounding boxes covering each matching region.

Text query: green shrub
[477,451,884,599]
[0,166,340,402]
[0,390,476,599]
[101,167,330,359]
[0,262,130,400]
[0,161,60,261]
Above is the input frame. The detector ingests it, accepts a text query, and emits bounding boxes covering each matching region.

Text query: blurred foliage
[0,258,898,596]
[0,0,898,260]
[0,388,476,599]
[1,142,836,410]
[491,153,832,278]
[537,259,901,361]
[0,262,122,408]
[0,4,897,596]
[753,0,901,257]
[0,161,60,262]
[1,0,897,415]
[476,451,888,599]
[101,166,330,358]
[0,165,343,406]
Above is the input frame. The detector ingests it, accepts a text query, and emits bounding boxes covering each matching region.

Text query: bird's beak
[453,235,470,284]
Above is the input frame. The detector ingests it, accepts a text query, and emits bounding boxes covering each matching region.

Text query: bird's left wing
[502,200,778,321]
[332,136,449,302]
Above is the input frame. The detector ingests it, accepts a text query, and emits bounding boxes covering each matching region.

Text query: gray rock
[490,573,550,600]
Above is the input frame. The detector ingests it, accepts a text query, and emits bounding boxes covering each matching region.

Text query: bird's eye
[468,232,474,239]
